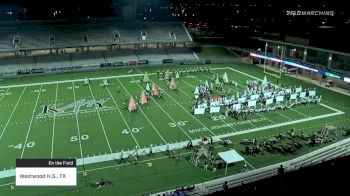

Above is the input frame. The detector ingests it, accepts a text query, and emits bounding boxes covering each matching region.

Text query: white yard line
[0,87,27,140]
[127,77,193,140]
[0,88,9,103]
[108,81,168,144]
[20,85,43,158]
[245,160,256,170]
[0,73,153,89]
[213,110,344,141]
[156,87,217,136]
[50,83,59,158]
[257,113,276,124]
[290,108,309,118]
[72,82,84,158]
[105,85,141,148]
[275,111,293,121]
[88,83,113,153]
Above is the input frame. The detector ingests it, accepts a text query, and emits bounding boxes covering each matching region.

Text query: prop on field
[175,71,180,79]
[84,77,90,85]
[222,72,229,84]
[169,78,177,90]
[151,83,159,96]
[127,146,140,164]
[143,72,150,83]
[164,69,170,80]
[190,138,215,167]
[145,83,151,93]
[194,86,200,99]
[215,75,220,85]
[100,78,110,87]
[140,91,148,105]
[129,96,137,112]
[261,75,268,89]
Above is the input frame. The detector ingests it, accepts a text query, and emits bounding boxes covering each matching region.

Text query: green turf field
[0,63,349,195]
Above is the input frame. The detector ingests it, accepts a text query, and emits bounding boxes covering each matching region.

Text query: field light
[344,77,350,83]
[284,61,319,73]
[250,53,318,72]
[324,72,341,79]
[249,53,282,63]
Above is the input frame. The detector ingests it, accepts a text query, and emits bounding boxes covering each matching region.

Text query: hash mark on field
[118,80,167,144]
[105,83,141,148]
[21,85,43,158]
[88,84,113,153]
[0,87,27,140]
[129,77,193,140]
[72,82,84,160]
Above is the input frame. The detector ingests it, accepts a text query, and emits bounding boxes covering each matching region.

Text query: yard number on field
[211,115,227,121]
[8,142,35,149]
[70,135,89,141]
[122,127,143,134]
[169,121,188,128]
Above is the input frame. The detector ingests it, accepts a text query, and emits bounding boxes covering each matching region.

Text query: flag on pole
[169,77,177,90]
[164,69,170,80]
[145,83,151,92]
[261,75,268,88]
[129,96,136,112]
[204,80,209,88]
[194,86,199,95]
[222,72,229,83]
[215,75,220,85]
[143,72,150,83]
[141,91,148,105]
[175,71,180,79]
[151,83,159,96]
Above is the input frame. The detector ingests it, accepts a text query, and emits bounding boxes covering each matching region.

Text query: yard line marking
[245,160,256,170]
[0,87,27,140]
[157,84,217,136]
[107,83,167,144]
[290,108,309,118]
[257,113,276,124]
[136,72,217,136]
[181,76,238,132]
[50,83,58,158]
[0,73,155,89]
[88,83,113,153]
[275,111,293,121]
[72,82,84,159]
[126,78,193,140]
[106,82,141,148]
[21,85,43,158]
[0,88,9,103]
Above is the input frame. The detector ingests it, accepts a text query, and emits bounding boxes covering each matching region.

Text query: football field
[0,63,349,195]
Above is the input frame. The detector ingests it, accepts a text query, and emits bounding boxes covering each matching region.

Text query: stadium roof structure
[0,20,193,52]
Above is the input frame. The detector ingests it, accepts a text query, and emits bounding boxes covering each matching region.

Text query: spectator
[223,181,228,192]
[278,165,285,176]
